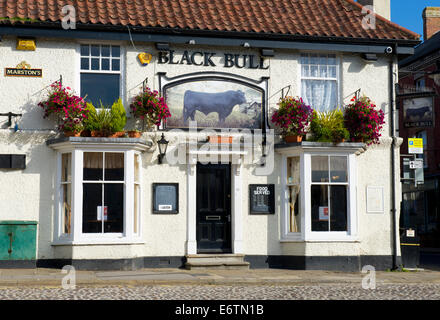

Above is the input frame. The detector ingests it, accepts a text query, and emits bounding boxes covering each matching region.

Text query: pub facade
[0,0,420,270]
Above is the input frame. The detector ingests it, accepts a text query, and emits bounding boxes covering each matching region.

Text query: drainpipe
[389,49,398,270]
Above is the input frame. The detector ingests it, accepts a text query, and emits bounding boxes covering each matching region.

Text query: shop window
[281,151,357,241]
[55,148,142,244]
[80,44,121,107]
[300,53,339,112]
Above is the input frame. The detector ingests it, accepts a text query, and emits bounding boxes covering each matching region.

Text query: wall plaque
[5,61,42,78]
[249,184,275,214]
[153,183,179,214]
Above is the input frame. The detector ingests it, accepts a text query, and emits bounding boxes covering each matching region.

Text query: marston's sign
[158,50,269,69]
[5,61,42,77]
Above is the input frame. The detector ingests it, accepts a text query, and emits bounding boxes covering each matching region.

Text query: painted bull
[183,90,247,124]
[406,106,431,120]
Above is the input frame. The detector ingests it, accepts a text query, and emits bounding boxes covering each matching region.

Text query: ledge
[46,136,153,152]
[275,141,366,155]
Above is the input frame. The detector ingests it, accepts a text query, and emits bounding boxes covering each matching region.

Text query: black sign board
[153,183,179,214]
[5,68,42,77]
[249,184,275,214]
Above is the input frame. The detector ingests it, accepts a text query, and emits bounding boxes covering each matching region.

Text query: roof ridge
[344,0,420,40]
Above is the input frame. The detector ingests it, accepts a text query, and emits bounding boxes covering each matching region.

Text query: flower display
[344,95,385,145]
[129,87,171,129]
[38,81,88,133]
[271,96,313,137]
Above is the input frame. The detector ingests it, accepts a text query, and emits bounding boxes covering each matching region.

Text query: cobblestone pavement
[0,283,439,300]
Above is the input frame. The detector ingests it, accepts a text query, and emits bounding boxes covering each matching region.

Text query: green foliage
[110,98,127,132]
[83,100,126,134]
[310,109,350,144]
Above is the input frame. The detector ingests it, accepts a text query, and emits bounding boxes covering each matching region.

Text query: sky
[390,0,439,40]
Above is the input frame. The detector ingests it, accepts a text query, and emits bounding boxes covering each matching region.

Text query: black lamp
[157,133,169,164]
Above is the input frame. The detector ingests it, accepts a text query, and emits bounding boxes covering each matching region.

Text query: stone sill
[275,141,367,155]
[46,136,154,152]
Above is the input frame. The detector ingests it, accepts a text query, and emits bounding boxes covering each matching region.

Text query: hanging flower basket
[271,96,313,142]
[129,87,171,130]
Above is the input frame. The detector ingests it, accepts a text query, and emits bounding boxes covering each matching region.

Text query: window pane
[301,79,338,112]
[101,58,110,70]
[80,44,89,56]
[81,58,89,70]
[302,65,310,77]
[84,152,103,181]
[289,185,301,233]
[105,153,124,181]
[312,156,329,182]
[134,154,140,182]
[81,73,120,107]
[300,54,308,64]
[311,185,329,231]
[112,59,120,71]
[330,156,347,183]
[310,54,318,65]
[111,46,120,57]
[91,45,100,56]
[104,183,124,233]
[330,186,347,231]
[329,66,337,78]
[62,184,71,234]
[328,54,336,65]
[287,157,300,184]
[91,58,100,70]
[319,55,327,65]
[61,153,71,182]
[310,65,318,77]
[101,45,110,57]
[82,183,103,233]
[319,66,327,78]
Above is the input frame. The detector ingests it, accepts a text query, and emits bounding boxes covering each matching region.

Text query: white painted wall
[0,36,400,262]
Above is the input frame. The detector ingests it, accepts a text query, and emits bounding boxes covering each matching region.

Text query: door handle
[7,233,12,255]
[206,216,221,220]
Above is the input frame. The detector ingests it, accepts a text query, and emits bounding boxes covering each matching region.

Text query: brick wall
[423,7,440,40]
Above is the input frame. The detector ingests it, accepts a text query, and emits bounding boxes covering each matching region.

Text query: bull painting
[183,90,247,124]
[406,106,431,120]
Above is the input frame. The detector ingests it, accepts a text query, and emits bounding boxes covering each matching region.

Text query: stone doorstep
[185,254,250,270]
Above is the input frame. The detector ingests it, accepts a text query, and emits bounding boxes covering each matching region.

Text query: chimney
[357,0,391,20]
[423,7,440,40]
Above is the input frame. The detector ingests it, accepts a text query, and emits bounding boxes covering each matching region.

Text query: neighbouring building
[398,7,440,250]
[0,0,420,271]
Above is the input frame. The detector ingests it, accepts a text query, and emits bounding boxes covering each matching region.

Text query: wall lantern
[261,49,275,57]
[16,38,36,51]
[155,43,170,51]
[361,53,378,62]
[157,133,169,164]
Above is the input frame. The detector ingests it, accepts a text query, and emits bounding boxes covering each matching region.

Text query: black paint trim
[0,255,397,271]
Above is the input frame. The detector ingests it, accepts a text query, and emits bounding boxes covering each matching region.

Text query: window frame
[54,147,143,245]
[76,42,125,109]
[280,149,358,242]
[298,52,341,112]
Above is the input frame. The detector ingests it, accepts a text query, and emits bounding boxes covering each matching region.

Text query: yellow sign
[137,52,153,66]
[408,138,423,154]
[16,38,36,51]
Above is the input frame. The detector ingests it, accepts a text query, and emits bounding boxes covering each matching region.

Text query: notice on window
[319,206,329,221]
[97,206,108,221]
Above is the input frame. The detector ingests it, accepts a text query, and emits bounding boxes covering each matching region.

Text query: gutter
[0,23,419,55]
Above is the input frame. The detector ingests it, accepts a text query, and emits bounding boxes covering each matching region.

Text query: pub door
[196,163,232,253]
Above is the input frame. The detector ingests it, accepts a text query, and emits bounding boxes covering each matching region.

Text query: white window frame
[53,147,143,245]
[76,42,125,108]
[298,52,341,112]
[280,148,358,242]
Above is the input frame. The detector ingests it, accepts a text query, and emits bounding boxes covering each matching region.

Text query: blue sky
[390,0,439,40]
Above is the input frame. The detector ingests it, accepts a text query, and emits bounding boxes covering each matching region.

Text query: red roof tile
[0,0,420,41]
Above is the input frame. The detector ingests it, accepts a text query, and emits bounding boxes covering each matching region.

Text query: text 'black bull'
[183,90,247,123]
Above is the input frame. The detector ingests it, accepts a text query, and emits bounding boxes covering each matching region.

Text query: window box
[47,137,152,244]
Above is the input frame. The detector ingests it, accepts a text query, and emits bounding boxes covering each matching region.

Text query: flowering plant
[344,95,385,145]
[271,96,313,136]
[38,81,88,132]
[129,87,171,129]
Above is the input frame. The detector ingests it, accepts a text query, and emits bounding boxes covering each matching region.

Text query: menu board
[249,184,275,214]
